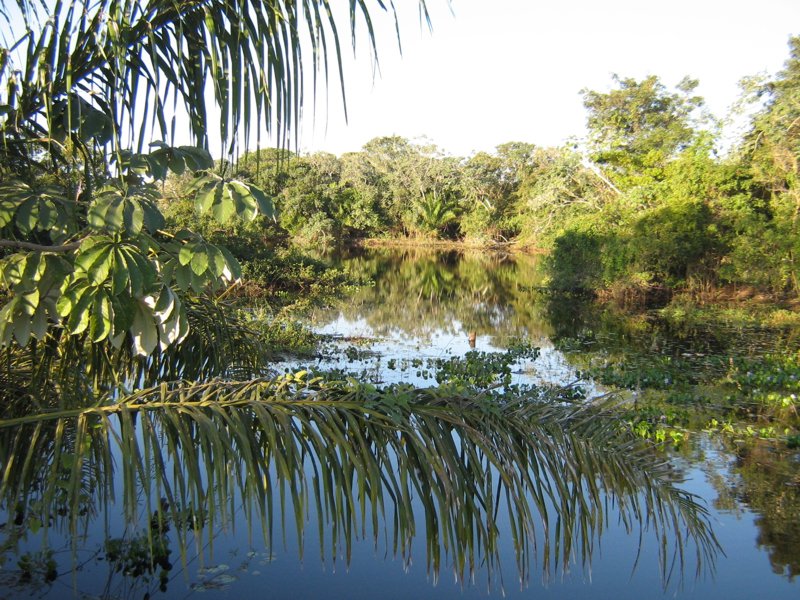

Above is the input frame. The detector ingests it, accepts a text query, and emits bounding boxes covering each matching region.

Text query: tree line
[206,37,800,296]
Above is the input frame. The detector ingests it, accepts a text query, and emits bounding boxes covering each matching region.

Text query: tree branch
[0,239,83,253]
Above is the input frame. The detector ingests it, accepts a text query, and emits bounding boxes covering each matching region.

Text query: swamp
[2,1,800,599]
[1,248,799,598]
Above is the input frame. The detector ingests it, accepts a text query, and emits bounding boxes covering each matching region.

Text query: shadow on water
[0,379,720,598]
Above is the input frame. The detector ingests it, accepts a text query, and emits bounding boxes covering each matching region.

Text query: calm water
[1,248,799,599]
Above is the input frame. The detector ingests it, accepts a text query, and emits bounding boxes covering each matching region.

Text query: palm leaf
[1,0,427,160]
[0,378,720,591]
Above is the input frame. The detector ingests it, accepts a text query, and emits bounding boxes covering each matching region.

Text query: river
[1,248,798,599]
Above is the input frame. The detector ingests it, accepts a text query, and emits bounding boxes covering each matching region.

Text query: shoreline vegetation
[360,236,800,303]
[168,36,800,307]
[0,4,796,596]
[355,237,800,314]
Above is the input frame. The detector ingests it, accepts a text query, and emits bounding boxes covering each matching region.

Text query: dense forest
[169,36,800,298]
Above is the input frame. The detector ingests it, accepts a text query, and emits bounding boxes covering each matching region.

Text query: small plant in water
[104,510,174,593]
[17,550,57,585]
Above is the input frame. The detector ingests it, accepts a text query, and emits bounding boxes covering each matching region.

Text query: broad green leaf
[168,153,186,175]
[66,287,95,335]
[219,246,242,281]
[37,198,58,230]
[248,184,277,219]
[0,184,29,228]
[14,198,36,234]
[153,286,176,319]
[178,146,214,171]
[141,199,165,232]
[88,192,125,231]
[226,181,256,220]
[30,305,49,340]
[111,248,130,294]
[119,246,158,296]
[178,244,194,266]
[0,199,20,228]
[0,299,16,345]
[12,308,31,346]
[191,250,209,276]
[56,292,74,318]
[111,294,136,332]
[90,292,112,342]
[210,193,236,223]
[86,246,114,286]
[123,200,145,235]
[109,331,127,349]
[175,264,192,291]
[131,301,158,356]
[106,197,125,231]
[208,246,226,278]
[196,184,219,215]
[147,152,169,180]
[75,240,112,275]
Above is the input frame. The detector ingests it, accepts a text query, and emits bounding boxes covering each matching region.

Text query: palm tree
[413,191,460,236]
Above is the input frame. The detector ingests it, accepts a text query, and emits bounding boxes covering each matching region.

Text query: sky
[292,0,800,158]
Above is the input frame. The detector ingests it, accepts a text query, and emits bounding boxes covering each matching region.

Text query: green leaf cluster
[0,0,419,362]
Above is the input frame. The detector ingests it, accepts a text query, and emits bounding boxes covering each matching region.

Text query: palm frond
[0,295,271,412]
[0,378,720,590]
[1,0,427,161]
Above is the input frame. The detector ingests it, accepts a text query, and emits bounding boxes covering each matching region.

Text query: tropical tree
[582,75,707,189]
[737,35,800,291]
[0,1,428,384]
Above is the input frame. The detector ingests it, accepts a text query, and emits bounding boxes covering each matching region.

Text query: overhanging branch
[0,239,83,253]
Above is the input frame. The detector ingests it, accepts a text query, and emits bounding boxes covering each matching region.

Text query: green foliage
[546,227,605,291]
[411,192,460,237]
[0,379,721,591]
[17,550,58,585]
[381,342,541,391]
[0,0,429,361]
[629,197,715,283]
[105,528,172,589]
[582,75,706,187]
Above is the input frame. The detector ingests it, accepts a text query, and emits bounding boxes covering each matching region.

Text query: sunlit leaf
[191,250,209,276]
[131,300,158,356]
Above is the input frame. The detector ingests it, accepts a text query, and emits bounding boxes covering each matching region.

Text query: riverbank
[355,236,518,252]
[342,237,800,313]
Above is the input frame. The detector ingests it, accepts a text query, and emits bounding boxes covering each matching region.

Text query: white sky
[292,0,800,157]
[3,0,797,158]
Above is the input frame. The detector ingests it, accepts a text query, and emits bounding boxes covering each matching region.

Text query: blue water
[2,249,799,599]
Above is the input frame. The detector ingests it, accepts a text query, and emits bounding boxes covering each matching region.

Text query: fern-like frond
[0,378,720,589]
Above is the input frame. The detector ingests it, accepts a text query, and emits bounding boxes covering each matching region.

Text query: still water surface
[1,248,799,599]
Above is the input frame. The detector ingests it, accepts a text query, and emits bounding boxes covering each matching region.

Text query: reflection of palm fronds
[0,378,719,590]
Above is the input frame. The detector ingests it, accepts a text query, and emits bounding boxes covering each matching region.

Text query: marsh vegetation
[1,2,799,598]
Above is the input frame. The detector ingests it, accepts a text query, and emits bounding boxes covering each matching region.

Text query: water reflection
[317,248,800,393]
[296,247,800,597]
[0,380,718,597]
[701,438,800,581]
[326,248,551,343]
